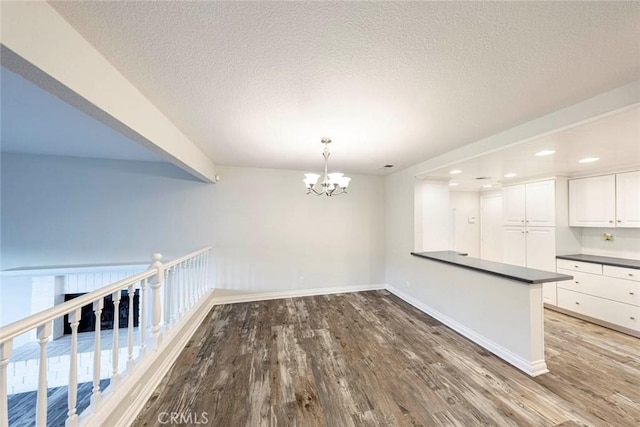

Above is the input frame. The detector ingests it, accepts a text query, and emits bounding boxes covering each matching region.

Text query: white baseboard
[386,285,548,377]
[80,289,218,426]
[211,284,387,305]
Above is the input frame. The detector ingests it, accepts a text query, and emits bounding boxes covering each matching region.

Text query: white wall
[211,166,385,291]
[579,227,640,260]
[1,154,385,295]
[450,191,480,257]
[1,153,215,267]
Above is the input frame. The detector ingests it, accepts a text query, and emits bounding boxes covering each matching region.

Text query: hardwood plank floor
[134,291,640,426]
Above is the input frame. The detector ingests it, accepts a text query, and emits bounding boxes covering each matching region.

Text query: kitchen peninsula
[390,251,572,377]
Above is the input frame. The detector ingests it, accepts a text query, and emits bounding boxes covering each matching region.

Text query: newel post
[149,253,165,348]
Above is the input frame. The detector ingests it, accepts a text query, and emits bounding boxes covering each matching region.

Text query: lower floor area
[134,290,640,426]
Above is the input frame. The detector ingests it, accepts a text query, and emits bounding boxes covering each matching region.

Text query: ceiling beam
[0,2,217,183]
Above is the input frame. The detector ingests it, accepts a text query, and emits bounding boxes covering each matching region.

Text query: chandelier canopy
[303,137,351,196]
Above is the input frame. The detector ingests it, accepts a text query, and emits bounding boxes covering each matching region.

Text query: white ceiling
[42,2,640,174]
[0,66,165,162]
[424,106,640,191]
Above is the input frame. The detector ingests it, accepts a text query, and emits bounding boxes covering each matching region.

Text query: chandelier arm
[307,186,325,196]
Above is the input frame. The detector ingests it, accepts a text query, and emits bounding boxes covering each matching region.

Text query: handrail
[0,246,212,344]
[0,246,212,427]
[164,246,212,269]
[0,269,155,344]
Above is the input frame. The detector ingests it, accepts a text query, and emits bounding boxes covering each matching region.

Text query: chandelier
[303,137,351,196]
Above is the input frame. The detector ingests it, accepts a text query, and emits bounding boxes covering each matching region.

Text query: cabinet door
[569,175,616,227]
[502,185,526,226]
[525,180,556,226]
[616,171,640,228]
[526,227,556,271]
[502,227,526,267]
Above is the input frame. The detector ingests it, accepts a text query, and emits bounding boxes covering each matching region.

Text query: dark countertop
[556,254,640,270]
[411,251,573,284]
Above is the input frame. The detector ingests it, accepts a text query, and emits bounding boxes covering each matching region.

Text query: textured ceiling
[50,1,640,175]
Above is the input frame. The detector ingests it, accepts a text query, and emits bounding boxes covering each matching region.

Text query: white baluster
[66,308,81,427]
[192,258,196,303]
[127,284,135,371]
[0,340,13,427]
[187,259,193,308]
[36,322,52,426]
[194,254,202,302]
[196,254,202,299]
[178,262,184,318]
[202,254,206,297]
[111,290,121,389]
[140,278,147,357]
[91,299,104,411]
[149,253,164,348]
[204,252,209,292]
[170,268,177,326]
[163,269,171,331]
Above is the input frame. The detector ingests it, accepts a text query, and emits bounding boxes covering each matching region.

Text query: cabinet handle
[628,273,634,277]
[609,220,614,223]
[630,292,635,295]
[617,220,622,223]
[631,316,636,320]
[575,302,580,305]
[575,281,579,284]
[526,220,529,223]
[574,265,579,268]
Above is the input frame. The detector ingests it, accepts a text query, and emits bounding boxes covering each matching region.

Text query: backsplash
[580,228,640,260]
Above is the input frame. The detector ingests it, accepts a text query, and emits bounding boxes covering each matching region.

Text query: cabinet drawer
[557,269,599,292]
[604,265,640,282]
[558,289,640,331]
[558,269,640,306]
[556,259,602,275]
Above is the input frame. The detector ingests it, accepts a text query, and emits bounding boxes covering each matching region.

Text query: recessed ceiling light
[482,184,496,188]
[449,182,459,186]
[449,169,462,175]
[578,157,600,164]
[535,150,555,157]
[503,173,517,178]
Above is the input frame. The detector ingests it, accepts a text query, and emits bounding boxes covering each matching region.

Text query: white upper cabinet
[569,172,639,228]
[525,180,556,227]
[502,180,555,226]
[569,175,616,227]
[616,171,640,228]
[502,185,526,226]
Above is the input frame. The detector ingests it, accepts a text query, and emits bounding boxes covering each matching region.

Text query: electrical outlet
[603,233,614,241]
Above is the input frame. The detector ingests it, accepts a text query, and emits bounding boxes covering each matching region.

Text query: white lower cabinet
[556,260,640,333]
[557,289,639,331]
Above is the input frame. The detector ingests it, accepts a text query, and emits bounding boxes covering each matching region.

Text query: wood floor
[134,290,640,426]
